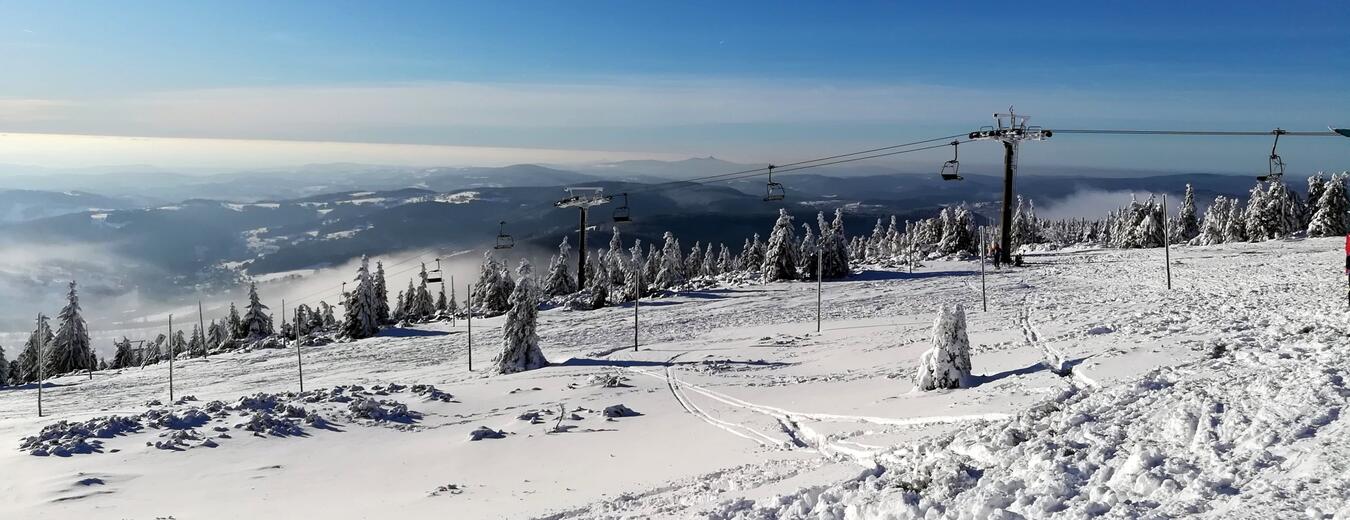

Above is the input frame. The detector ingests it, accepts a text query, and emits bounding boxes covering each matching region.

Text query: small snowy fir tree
[655,232,686,289]
[241,281,274,340]
[472,251,515,316]
[762,208,798,282]
[393,289,407,323]
[590,257,611,308]
[0,343,8,386]
[227,302,243,342]
[410,263,436,322]
[606,227,627,279]
[623,240,646,301]
[48,281,95,375]
[188,324,205,357]
[1308,172,1349,237]
[341,255,381,339]
[915,303,973,391]
[718,243,734,274]
[18,314,53,383]
[1174,184,1200,243]
[319,301,337,328]
[798,224,819,281]
[817,209,851,279]
[544,237,578,296]
[1223,198,1247,243]
[374,261,391,325]
[446,283,460,316]
[686,242,703,278]
[495,259,547,373]
[702,243,717,277]
[1194,196,1229,245]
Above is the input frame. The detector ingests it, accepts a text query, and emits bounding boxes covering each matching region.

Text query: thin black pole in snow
[633,270,640,351]
[198,300,208,359]
[36,314,43,417]
[816,246,822,332]
[1163,195,1173,290]
[466,283,473,372]
[979,226,988,312]
[290,299,304,393]
[168,314,175,403]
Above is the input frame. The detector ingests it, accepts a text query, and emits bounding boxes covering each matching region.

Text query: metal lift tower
[969,108,1052,264]
[554,187,612,289]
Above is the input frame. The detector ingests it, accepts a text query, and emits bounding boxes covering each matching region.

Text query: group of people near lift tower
[986,243,1023,270]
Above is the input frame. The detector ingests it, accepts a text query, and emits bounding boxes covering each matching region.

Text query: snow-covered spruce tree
[410,263,436,322]
[915,303,973,391]
[702,244,717,277]
[743,233,764,271]
[686,242,703,278]
[374,261,391,325]
[1306,173,1327,226]
[623,240,646,301]
[207,319,226,351]
[644,242,662,283]
[472,251,515,316]
[445,283,460,317]
[1194,196,1229,245]
[1174,184,1200,243]
[170,329,188,359]
[495,259,547,374]
[798,223,819,281]
[606,227,625,275]
[1224,198,1247,243]
[718,243,734,274]
[341,255,381,339]
[655,232,686,289]
[0,344,8,386]
[47,281,95,375]
[188,324,205,357]
[544,237,577,296]
[866,218,885,262]
[239,281,274,340]
[1244,183,1272,241]
[18,314,53,383]
[435,289,447,316]
[393,289,407,323]
[762,208,798,282]
[1308,172,1350,237]
[590,257,611,308]
[937,206,974,255]
[319,301,337,328]
[226,302,243,343]
[816,209,850,279]
[110,337,133,369]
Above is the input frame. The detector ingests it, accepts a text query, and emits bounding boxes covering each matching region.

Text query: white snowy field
[1,238,1346,519]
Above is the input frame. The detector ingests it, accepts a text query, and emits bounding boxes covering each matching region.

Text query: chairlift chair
[612,193,632,223]
[763,165,785,202]
[1257,129,1287,182]
[494,221,515,249]
[940,140,963,181]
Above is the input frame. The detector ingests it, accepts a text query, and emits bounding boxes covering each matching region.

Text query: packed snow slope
[0,237,1345,519]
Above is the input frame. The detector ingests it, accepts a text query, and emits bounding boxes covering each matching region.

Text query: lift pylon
[969,107,1051,264]
[554,187,613,288]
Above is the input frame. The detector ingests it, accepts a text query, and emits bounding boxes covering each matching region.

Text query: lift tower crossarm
[554,187,612,289]
[968,108,1051,264]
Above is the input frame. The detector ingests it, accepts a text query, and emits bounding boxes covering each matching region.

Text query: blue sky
[1,0,1348,173]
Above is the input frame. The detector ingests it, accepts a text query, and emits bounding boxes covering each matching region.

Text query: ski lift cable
[1054,129,1339,137]
[625,133,969,195]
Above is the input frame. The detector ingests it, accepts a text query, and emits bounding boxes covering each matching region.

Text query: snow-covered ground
[1,238,1345,519]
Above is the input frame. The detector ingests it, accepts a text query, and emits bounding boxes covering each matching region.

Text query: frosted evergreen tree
[48,281,95,375]
[915,303,972,391]
[1306,173,1327,226]
[374,261,391,325]
[606,227,626,277]
[445,283,460,317]
[544,237,577,296]
[206,320,226,353]
[686,242,703,278]
[641,242,659,282]
[590,256,611,308]
[817,210,850,279]
[472,251,515,316]
[885,216,901,259]
[762,208,798,282]
[410,263,436,321]
[1010,196,1029,251]
[188,324,205,357]
[1224,198,1247,243]
[0,344,7,386]
[293,304,312,337]
[623,240,647,301]
[341,255,381,339]
[435,290,448,316]
[738,238,753,270]
[319,301,337,328]
[495,259,547,373]
[1266,180,1300,237]
[718,243,734,274]
[1194,196,1229,245]
[1244,183,1272,241]
[1174,184,1200,243]
[241,281,274,340]
[867,218,886,262]
[655,232,686,289]
[588,252,610,294]
[702,244,717,277]
[18,314,53,383]
[170,329,188,359]
[112,337,136,370]
[227,303,243,341]
[937,207,974,255]
[799,223,819,280]
[393,289,407,323]
[1308,172,1349,237]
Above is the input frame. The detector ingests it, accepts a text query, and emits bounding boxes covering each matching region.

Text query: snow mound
[19,416,143,456]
